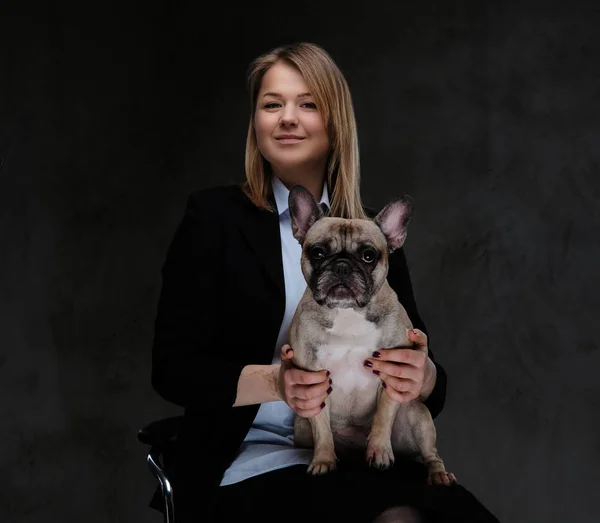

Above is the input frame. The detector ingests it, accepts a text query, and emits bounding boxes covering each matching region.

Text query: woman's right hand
[278,344,332,418]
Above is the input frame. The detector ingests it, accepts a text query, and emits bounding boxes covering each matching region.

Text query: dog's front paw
[307,454,337,475]
[427,470,457,486]
[366,440,395,470]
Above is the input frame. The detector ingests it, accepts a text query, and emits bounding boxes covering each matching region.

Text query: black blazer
[150,182,447,521]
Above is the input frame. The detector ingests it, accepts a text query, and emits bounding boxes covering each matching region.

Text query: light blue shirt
[220,176,331,486]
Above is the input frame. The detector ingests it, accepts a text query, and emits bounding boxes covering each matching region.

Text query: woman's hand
[362,328,435,403]
[278,344,332,418]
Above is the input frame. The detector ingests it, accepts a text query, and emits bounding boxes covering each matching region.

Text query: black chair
[138,416,184,523]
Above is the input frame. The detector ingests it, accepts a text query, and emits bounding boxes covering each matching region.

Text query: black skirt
[199,456,500,523]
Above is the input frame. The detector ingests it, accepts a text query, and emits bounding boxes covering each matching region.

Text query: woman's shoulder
[186,182,246,208]
[182,182,259,219]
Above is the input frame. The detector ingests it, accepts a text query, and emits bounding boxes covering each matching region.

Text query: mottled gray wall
[1,1,598,522]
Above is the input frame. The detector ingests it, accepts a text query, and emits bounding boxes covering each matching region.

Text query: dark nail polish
[320,402,326,409]
[326,370,330,377]
[285,347,293,354]
[363,360,373,368]
[373,351,381,358]
[327,386,332,394]
[329,378,332,385]
[373,370,380,376]
[382,382,387,389]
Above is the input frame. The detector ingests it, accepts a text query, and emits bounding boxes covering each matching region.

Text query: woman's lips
[276,138,304,144]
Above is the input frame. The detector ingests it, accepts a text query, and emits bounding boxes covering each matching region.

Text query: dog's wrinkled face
[300,217,390,308]
[289,185,412,309]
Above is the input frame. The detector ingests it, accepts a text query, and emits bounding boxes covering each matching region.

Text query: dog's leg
[400,402,457,486]
[293,415,313,448]
[306,402,337,474]
[366,386,400,469]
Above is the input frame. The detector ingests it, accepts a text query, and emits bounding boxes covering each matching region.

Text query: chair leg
[147,449,175,523]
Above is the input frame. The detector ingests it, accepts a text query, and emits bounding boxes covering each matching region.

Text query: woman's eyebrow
[262,92,312,98]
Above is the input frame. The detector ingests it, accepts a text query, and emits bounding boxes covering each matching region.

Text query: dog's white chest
[315,308,380,392]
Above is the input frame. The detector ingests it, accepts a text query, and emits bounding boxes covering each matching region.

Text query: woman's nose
[280,104,298,125]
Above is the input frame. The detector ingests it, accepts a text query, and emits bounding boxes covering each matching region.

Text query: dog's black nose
[332,260,351,278]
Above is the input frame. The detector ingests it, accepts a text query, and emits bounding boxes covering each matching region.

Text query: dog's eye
[361,248,377,263]
[311,246,326,260]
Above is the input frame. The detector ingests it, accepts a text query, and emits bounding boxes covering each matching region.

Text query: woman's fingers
[364,359,420,381]
[279,345,332,418]
[370,348,427,367]
[293,394,328,412]
[284,371,332,417]
[288,377,332,411]
[379,372,420,402]
[295,404,325,418]
[288,367,330,385]
[292,377,332,399]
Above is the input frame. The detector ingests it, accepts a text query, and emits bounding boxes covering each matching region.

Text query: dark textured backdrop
[1,1,599,522]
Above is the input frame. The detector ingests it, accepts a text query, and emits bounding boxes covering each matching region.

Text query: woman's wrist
[269,363,283,401]
[232,364,282,407]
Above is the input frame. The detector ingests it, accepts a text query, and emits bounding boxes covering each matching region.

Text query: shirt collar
[271,175,330,217]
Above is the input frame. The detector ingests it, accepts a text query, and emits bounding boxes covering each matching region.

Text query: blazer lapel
[233,185,286,301]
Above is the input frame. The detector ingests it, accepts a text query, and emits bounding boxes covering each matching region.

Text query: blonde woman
[151,42,498,523]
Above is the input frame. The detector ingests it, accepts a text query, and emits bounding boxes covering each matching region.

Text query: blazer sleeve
[151,190,247,410]
[386,246,448,419]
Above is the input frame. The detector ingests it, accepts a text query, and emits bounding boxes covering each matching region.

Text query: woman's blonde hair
[242,42,367,219]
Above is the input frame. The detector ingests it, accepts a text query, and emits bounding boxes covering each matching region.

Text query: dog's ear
[289,185,325,244]
[374,195,413,253]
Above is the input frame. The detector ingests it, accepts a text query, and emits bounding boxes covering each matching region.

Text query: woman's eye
[361,249,377,263]
[263,102,316,110]
[311,247,326,260]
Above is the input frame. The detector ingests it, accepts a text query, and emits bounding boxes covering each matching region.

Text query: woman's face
[254,60,330,177]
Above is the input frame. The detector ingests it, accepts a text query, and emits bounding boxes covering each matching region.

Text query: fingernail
[373,370,380,376]
[382,382,387,389]
[326,370,330,377]
[372,351,381,358]
[327,386,332,394]
[320,402,326,409]
[329,378,332,385]
[363,360,373,368]
[285,347,293,355]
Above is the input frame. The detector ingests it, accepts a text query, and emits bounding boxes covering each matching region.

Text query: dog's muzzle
[332,259,352,281]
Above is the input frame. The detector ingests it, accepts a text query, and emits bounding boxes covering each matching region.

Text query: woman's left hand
[363,328,431,403]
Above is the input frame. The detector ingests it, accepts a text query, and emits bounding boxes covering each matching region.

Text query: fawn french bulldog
[287,185,455,486]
